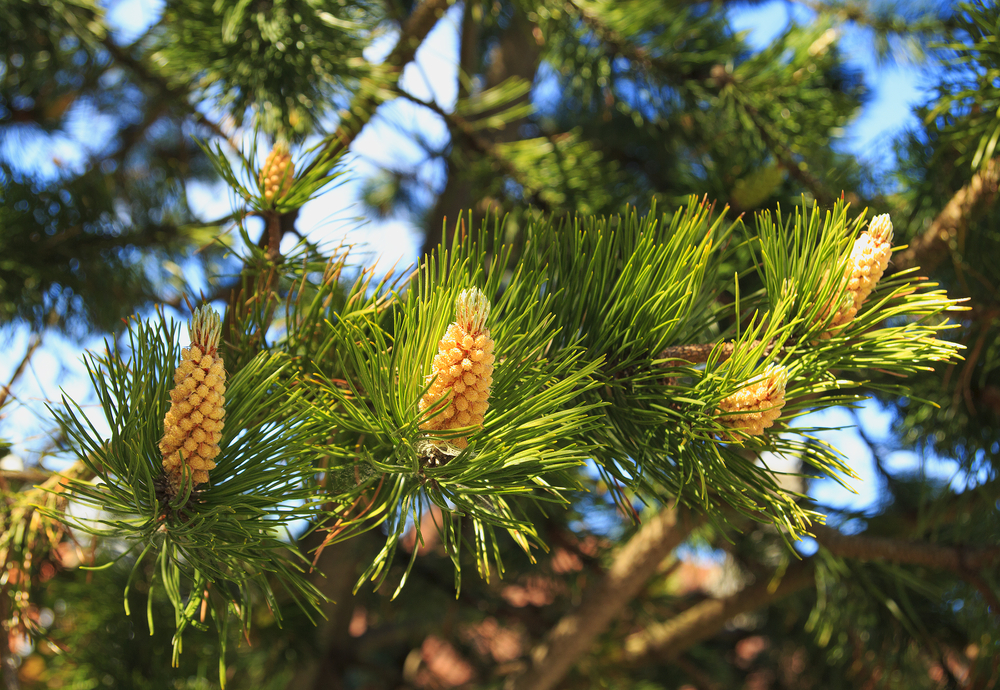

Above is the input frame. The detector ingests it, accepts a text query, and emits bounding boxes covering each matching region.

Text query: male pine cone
[821,213,894,338]
[159,306,226,493]
[717,364,788,441]
[419,288,495,449]
[260,142,294,202]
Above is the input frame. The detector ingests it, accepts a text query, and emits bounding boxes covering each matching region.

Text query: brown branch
[564,0,831,205]
[812,524,1000,572]
[395,88,551,214]
[892,156,1000,275]
[621,559,816,665]
[504,505,702,690]
[306,0,454,175]
[657,339,773,365]
[0,469,52,485]
[98,36,237,150]
[0,334,43,411]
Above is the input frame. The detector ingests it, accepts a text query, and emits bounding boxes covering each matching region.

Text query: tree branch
[621,559,816,665]
[812,524,1000,572]
[0,334,43,412]
[656,340,772,365]
[98,36,237,150]
[564,0,832,205]
[504,505,701,690]
[891,156,1000,275]
[307,0,454,174]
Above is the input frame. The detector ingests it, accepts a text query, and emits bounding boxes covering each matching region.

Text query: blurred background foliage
[1,0,999,688]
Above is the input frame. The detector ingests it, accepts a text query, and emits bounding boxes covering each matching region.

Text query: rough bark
[892,156,1000,275]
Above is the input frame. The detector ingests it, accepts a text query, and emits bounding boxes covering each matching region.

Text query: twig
[504,504,701,690]
[98,36,239,151]
[563,0,832,205]
[0,335,43,411]
[656,339,773,365]
[395,87,551,213]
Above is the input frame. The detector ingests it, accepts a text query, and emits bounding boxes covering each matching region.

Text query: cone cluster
[260,142,294,202]
[419,288,496,449]
[821,214,894,338]
[160,306,226,493]
[717,364,788,441]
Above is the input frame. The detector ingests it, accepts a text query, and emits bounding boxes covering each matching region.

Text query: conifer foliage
[2,1,998,689]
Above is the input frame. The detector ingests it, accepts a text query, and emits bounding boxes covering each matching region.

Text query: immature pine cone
[159,306,226,493]
[419,288,495,449]
[717,364,788,441]
[260,142,294,202]
[821,214,894,338]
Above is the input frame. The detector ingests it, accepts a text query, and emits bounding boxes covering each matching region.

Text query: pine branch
[563,0,712,81]
[657,340,772,365]
[727,87,833,207]
[395,87,551,213]
[814,524,1000,613]
[891,156,1000,275]
[563,0,832,205]
[0,334,42,411]
[812,524,1000,572]
[97,34,237,150]
[305,0,454,176]
[620,559,817,664]
[504,505,701,690]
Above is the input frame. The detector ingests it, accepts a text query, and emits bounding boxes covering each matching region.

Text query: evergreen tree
[1,1,997,689]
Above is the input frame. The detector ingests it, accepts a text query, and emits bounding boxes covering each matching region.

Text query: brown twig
[0,334,43,412]
[656,339,774,365]
[504,504,702,690]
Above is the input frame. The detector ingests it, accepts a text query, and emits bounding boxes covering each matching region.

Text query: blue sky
[1,0,961,518]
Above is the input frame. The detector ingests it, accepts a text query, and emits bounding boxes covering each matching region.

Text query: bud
[260,142,294,202]
[820,214,894,338]
[159,306,226,494]
[717,364,788,441]
[419,288,495,449]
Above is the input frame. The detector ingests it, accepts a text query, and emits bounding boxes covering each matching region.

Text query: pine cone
[717,364,787,441]
[159,306,226,494]
[260,142,294,202]
[419,288,495,449]
[820,214,894,338]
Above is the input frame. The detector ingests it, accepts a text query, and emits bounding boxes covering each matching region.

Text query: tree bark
[891,156,1000,275]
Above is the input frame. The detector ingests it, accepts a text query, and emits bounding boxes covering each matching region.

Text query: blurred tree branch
[505,505,702,690]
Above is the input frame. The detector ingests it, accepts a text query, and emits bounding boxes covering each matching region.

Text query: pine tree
[1,1,998,689]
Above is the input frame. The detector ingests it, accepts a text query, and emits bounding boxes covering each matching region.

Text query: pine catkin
[419,288,495,449]
[160,306,226,494]
[716,364,788,441]
[260,142,294,202]
[820,213,894,339]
